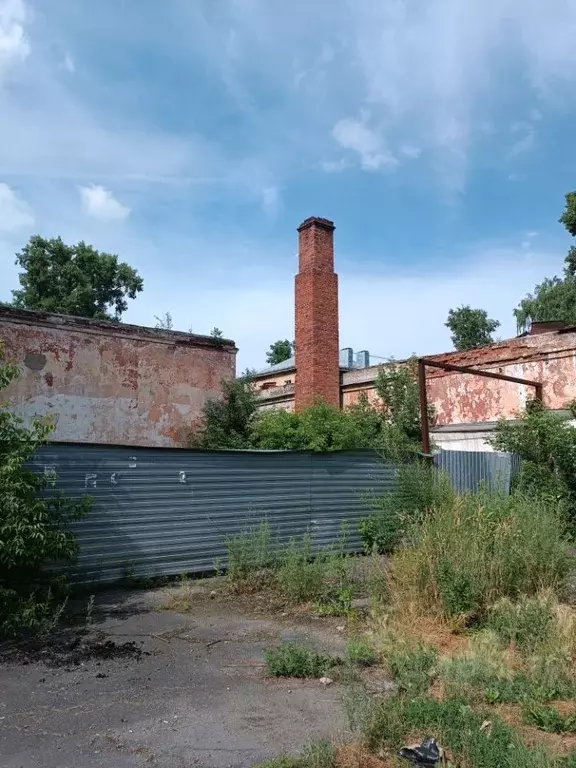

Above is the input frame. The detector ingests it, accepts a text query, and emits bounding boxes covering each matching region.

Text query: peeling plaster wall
[257,330,576,432]
[341,332,576,426]
[0,308,236,447]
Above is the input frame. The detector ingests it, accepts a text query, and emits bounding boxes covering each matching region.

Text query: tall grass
[388,490,569,622]
[360,461,456,554]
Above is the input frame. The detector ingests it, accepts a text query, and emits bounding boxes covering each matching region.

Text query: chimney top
[297,216,335,233]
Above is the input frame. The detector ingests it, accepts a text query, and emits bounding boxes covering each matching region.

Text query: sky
[1,0,576,372]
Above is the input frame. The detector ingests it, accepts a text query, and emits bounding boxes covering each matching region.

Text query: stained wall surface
[0,308,236,446]
[256,328,576,428]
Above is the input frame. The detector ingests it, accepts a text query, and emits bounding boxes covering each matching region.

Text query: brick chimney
[294,216,340,410]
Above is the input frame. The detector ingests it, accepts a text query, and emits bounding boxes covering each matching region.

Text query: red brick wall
[294,217,340,410]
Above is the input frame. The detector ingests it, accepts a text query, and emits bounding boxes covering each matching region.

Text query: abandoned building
[0,306,236,447]
[3,216,576,452]
[252,217,576,451]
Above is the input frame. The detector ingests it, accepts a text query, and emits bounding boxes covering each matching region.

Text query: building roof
[255,356,296,376]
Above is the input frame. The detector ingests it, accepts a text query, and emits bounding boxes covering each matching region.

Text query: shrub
[197,375,257,449]
[0,344,90,636]
[264,643,335,678]
[388,490,569,622]
[250,398,383,452]
[360,461,455,554]
[490,400,576,531]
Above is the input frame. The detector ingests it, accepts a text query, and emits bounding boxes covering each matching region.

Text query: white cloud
[332,117,398,171]
[113,233,562,372]
[0,0,30,80]
[0,181,33,231]
[79,184,130,220]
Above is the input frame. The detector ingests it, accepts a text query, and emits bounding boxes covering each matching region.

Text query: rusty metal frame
[418,358,543,455]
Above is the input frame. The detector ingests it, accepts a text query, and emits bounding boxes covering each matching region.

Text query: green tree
[490,399,576,531]
[514,191,576,333]
[198,375,257,449]
[445,305,500,351]
[250,398,379,452]
[372,358,430,460]
[0,342,91,636]
[12,235,143,321]
[266,339,294,366]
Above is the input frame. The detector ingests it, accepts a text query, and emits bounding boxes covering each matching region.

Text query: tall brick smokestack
[294,217,340,411]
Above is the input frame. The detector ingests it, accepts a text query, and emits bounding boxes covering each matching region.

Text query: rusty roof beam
[418,357,543,455]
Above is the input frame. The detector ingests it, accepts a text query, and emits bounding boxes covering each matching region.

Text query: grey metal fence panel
[310,451,396,551]
[434,449,515,494]
[31,445,393,585]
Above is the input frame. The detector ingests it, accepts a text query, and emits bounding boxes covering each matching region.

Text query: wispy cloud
[0,0,30,81]
[79,184,130,220]
[0,181,33,231]
[332,116,398,171]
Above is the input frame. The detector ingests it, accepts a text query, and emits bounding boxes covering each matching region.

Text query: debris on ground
[398,736,450,766]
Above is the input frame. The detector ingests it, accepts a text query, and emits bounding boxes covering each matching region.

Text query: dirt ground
[0,582,351,768]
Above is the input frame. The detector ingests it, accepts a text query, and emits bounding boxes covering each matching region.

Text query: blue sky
[1,0,576,371]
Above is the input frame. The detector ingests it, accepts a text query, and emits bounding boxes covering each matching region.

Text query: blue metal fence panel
[31,445,394,585]
[434,449,515,494]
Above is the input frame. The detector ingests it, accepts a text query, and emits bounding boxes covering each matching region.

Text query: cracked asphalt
[0,586,349,768]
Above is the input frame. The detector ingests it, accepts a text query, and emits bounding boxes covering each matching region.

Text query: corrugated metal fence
[434,450,519,494]
[32,445,394,584]
[32,444,518,585]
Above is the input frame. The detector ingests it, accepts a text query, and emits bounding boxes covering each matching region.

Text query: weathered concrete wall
[256,329,576,436]
[0,308,236,447]
[341,330,576,426]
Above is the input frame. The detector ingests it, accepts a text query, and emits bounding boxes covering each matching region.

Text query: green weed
[277,536,326,603]
[253,740,335,768]
[350,695,559,767]
[389,491,569,622]
[524,703,576,734]
[264,643,336,678]
[346,638,377,667]
[226,521,276,581]
[487,593,556,654]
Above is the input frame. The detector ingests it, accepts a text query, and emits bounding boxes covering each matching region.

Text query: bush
[264,643,335,678]
[197,375,258,449]
[0,344,90,636]
[490,400,576,531]
[250,398,383,452]
[360,461,455,554]
[388,490,569,622]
